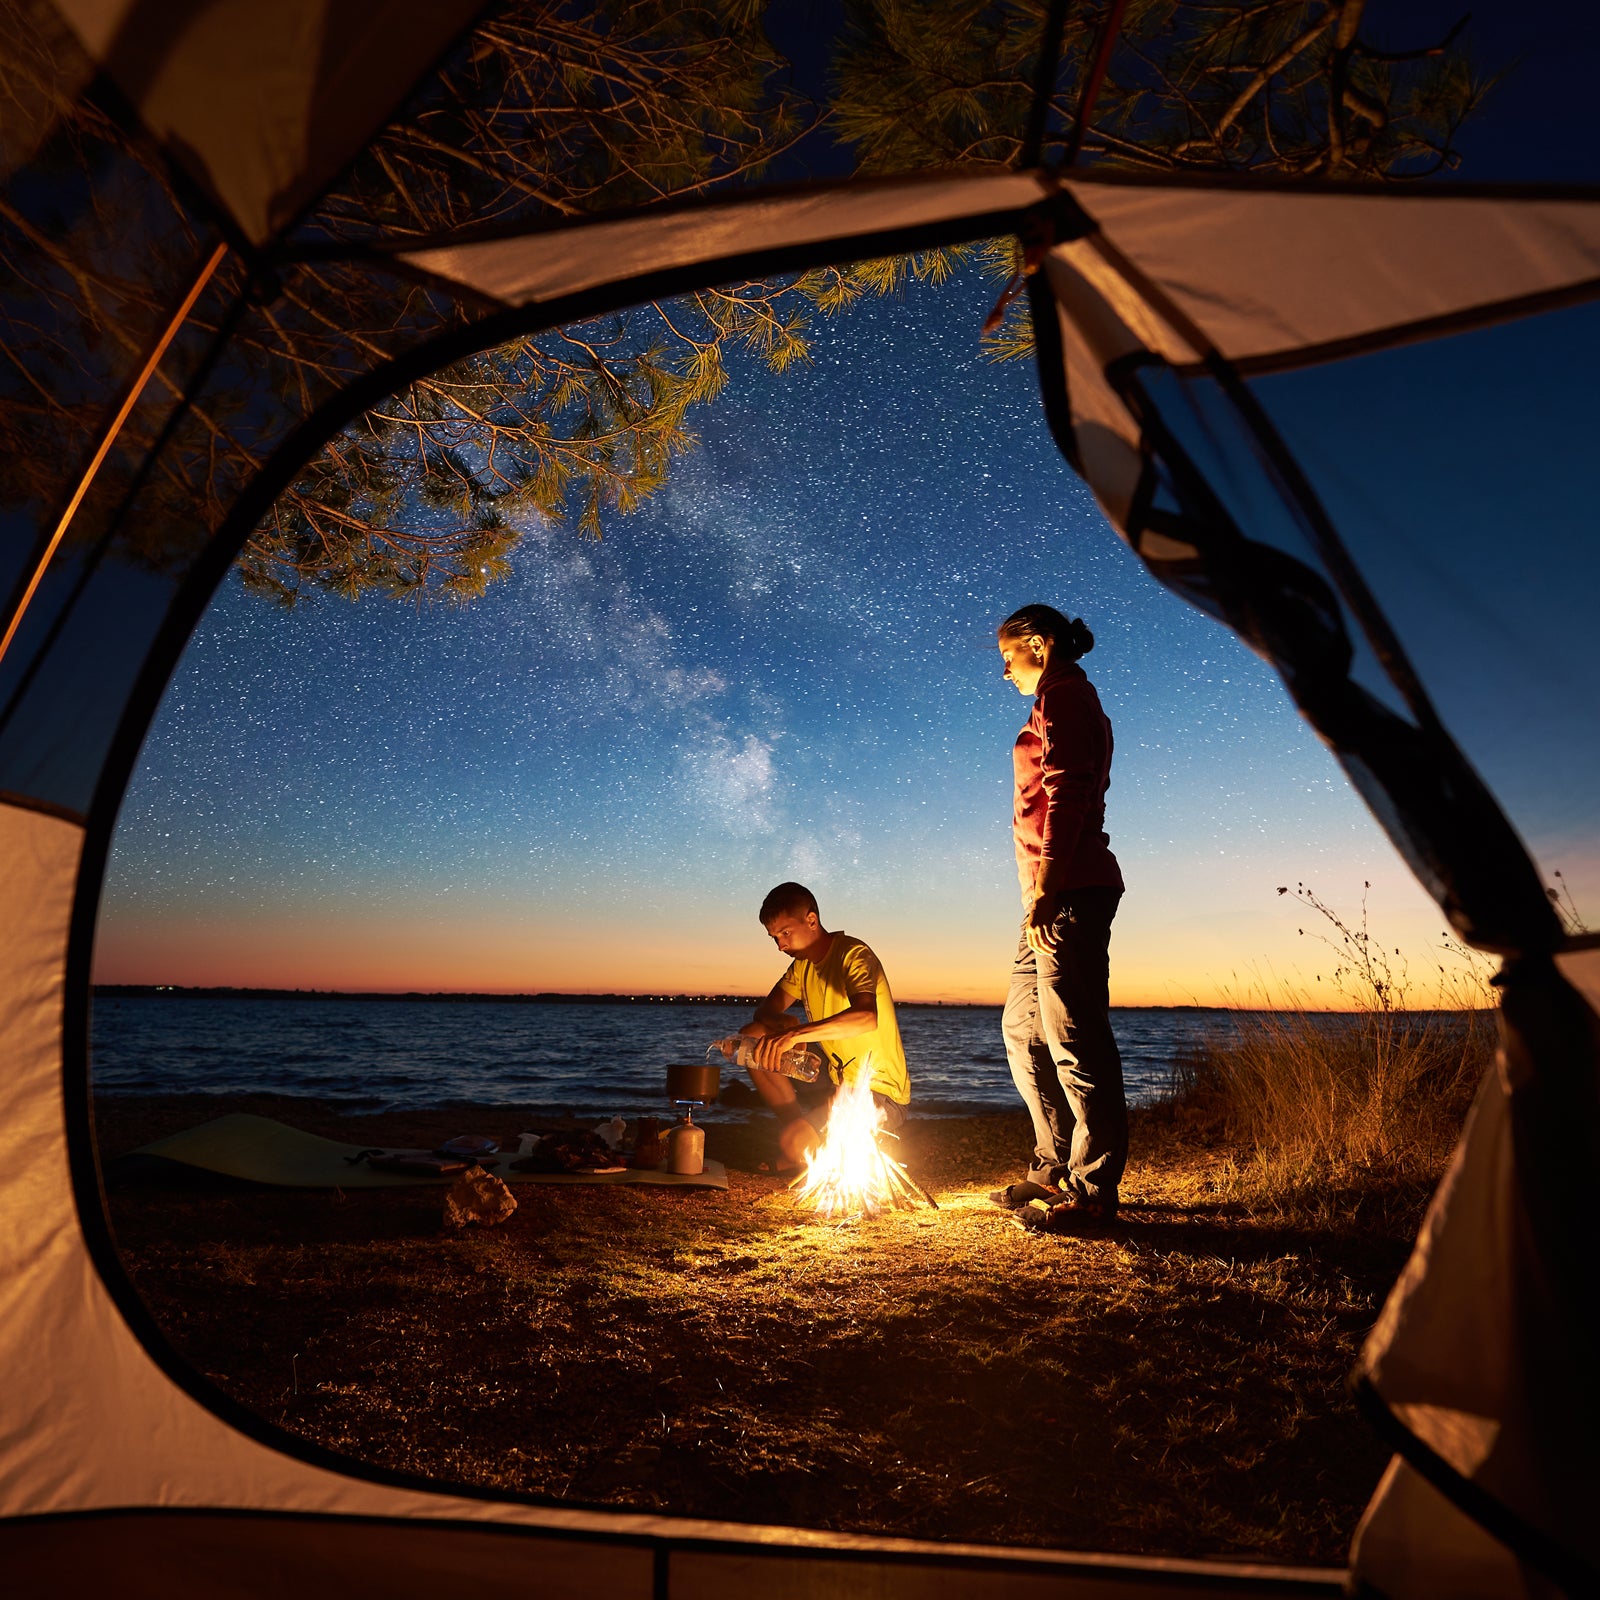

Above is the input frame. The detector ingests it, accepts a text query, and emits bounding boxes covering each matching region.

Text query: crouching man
[737,881,911,1168]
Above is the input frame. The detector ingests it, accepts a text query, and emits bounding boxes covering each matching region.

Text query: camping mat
[131,1114,728,1191]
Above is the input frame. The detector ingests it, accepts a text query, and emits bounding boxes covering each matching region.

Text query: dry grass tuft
[1158,883,1500,1229]
[1166,1006,1493,1229]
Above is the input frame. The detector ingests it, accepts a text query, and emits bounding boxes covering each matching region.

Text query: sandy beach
[95,1093,1419,1564]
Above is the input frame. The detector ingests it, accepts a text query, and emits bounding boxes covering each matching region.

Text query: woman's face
[999,633,1049,696]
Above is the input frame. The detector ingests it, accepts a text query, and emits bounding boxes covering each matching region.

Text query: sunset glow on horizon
[94,848,1471,1011]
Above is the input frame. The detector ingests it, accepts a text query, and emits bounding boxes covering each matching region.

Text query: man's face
[764,908,820,957]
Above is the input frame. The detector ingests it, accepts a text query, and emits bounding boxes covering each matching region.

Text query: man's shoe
[1014,1190,1117,1235]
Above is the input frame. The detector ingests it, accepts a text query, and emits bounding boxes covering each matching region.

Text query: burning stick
[790,1058,935,1219]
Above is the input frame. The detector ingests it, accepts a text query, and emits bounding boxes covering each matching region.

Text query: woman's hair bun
[998,604,1094,661]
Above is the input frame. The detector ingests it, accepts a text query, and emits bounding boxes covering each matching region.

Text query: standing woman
[994,604,1127,1231]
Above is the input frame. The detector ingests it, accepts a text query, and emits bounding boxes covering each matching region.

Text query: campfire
[791,1056,933,1219]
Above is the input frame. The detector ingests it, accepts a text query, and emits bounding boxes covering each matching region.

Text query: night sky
[91,2,1600,1007]
[94,266,1488,1006]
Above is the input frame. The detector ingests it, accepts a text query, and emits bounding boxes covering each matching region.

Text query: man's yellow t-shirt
[777,932,910,1106]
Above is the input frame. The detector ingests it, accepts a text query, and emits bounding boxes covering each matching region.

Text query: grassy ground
[94,1086,1440,1565]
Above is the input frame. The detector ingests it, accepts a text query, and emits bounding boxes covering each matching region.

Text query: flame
[791,1057,929,1219]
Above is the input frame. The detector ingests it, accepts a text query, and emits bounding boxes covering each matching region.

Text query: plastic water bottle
[712,1036,821,1083]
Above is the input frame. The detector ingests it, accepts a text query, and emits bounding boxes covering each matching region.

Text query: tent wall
[50,0,485,243]
[0,91,1343,1595]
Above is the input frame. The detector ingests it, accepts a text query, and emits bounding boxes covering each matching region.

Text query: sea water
[88,994,1268,1117]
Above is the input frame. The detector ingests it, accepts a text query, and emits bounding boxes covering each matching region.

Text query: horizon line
[90,982,1479,1015]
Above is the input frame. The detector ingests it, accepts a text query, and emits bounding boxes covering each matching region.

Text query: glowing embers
[791,1059,931,1219]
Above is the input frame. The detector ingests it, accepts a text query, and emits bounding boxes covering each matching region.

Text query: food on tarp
[435,1135,500,1160]
[629,1117,666,1169]
[510,1130,626,1174]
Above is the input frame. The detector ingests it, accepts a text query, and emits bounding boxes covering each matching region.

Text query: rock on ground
[442,1165,517,1229]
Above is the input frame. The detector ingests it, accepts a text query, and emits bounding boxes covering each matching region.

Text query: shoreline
[91,984,1470,1015]
[88,1087,1065,1127]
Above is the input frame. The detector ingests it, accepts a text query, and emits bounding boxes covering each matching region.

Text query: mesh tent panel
[1251,304,1600,934]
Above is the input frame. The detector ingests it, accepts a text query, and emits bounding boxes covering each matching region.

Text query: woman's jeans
[1001,887,1126,1207]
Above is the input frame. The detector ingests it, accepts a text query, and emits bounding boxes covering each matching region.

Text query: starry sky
[92,264,1507,1008]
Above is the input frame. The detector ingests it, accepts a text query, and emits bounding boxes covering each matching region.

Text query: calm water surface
[89,995,1271,1117]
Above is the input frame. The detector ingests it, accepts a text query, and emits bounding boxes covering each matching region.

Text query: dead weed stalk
[1169,885,1500,1226]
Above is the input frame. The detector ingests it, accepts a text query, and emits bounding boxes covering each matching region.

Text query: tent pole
[0,240,229,673]
[1061,0,1130,168]
[1021,0,1072,167]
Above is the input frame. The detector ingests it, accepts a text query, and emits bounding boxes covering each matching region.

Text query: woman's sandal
[987,1180,1060,1209]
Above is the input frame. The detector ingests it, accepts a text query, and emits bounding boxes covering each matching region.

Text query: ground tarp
[133,1113,729,1190]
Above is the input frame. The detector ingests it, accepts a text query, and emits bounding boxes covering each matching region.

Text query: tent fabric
[1027,181,1600,720]
[393,172,1600,365]
[5,1511,654,1597]
[0,1514,1345,1600]
[1347,957,1600,1598]
[397,171,1058,305]
[1555,942,1600,1017]
[1349,1459,1529,1600]
[1244,308,1600,935]
[50,0,484,243]
[1032,181,1600,535]
[1052,178,1600,371]
[133,1112,730,1189]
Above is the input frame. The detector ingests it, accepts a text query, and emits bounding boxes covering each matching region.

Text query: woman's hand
[1024,891,1063,955]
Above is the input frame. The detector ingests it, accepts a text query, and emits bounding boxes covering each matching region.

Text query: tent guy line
[0,242,228,672]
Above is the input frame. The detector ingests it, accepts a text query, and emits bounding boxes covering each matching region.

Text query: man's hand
[740,1017,801,1072]
[1024,891,1063,955]
[751,1028,804,1072]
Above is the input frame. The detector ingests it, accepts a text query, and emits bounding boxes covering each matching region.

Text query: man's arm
[781,995,879,1045]
[742,978,802,1041]
[748,961,880,1071]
